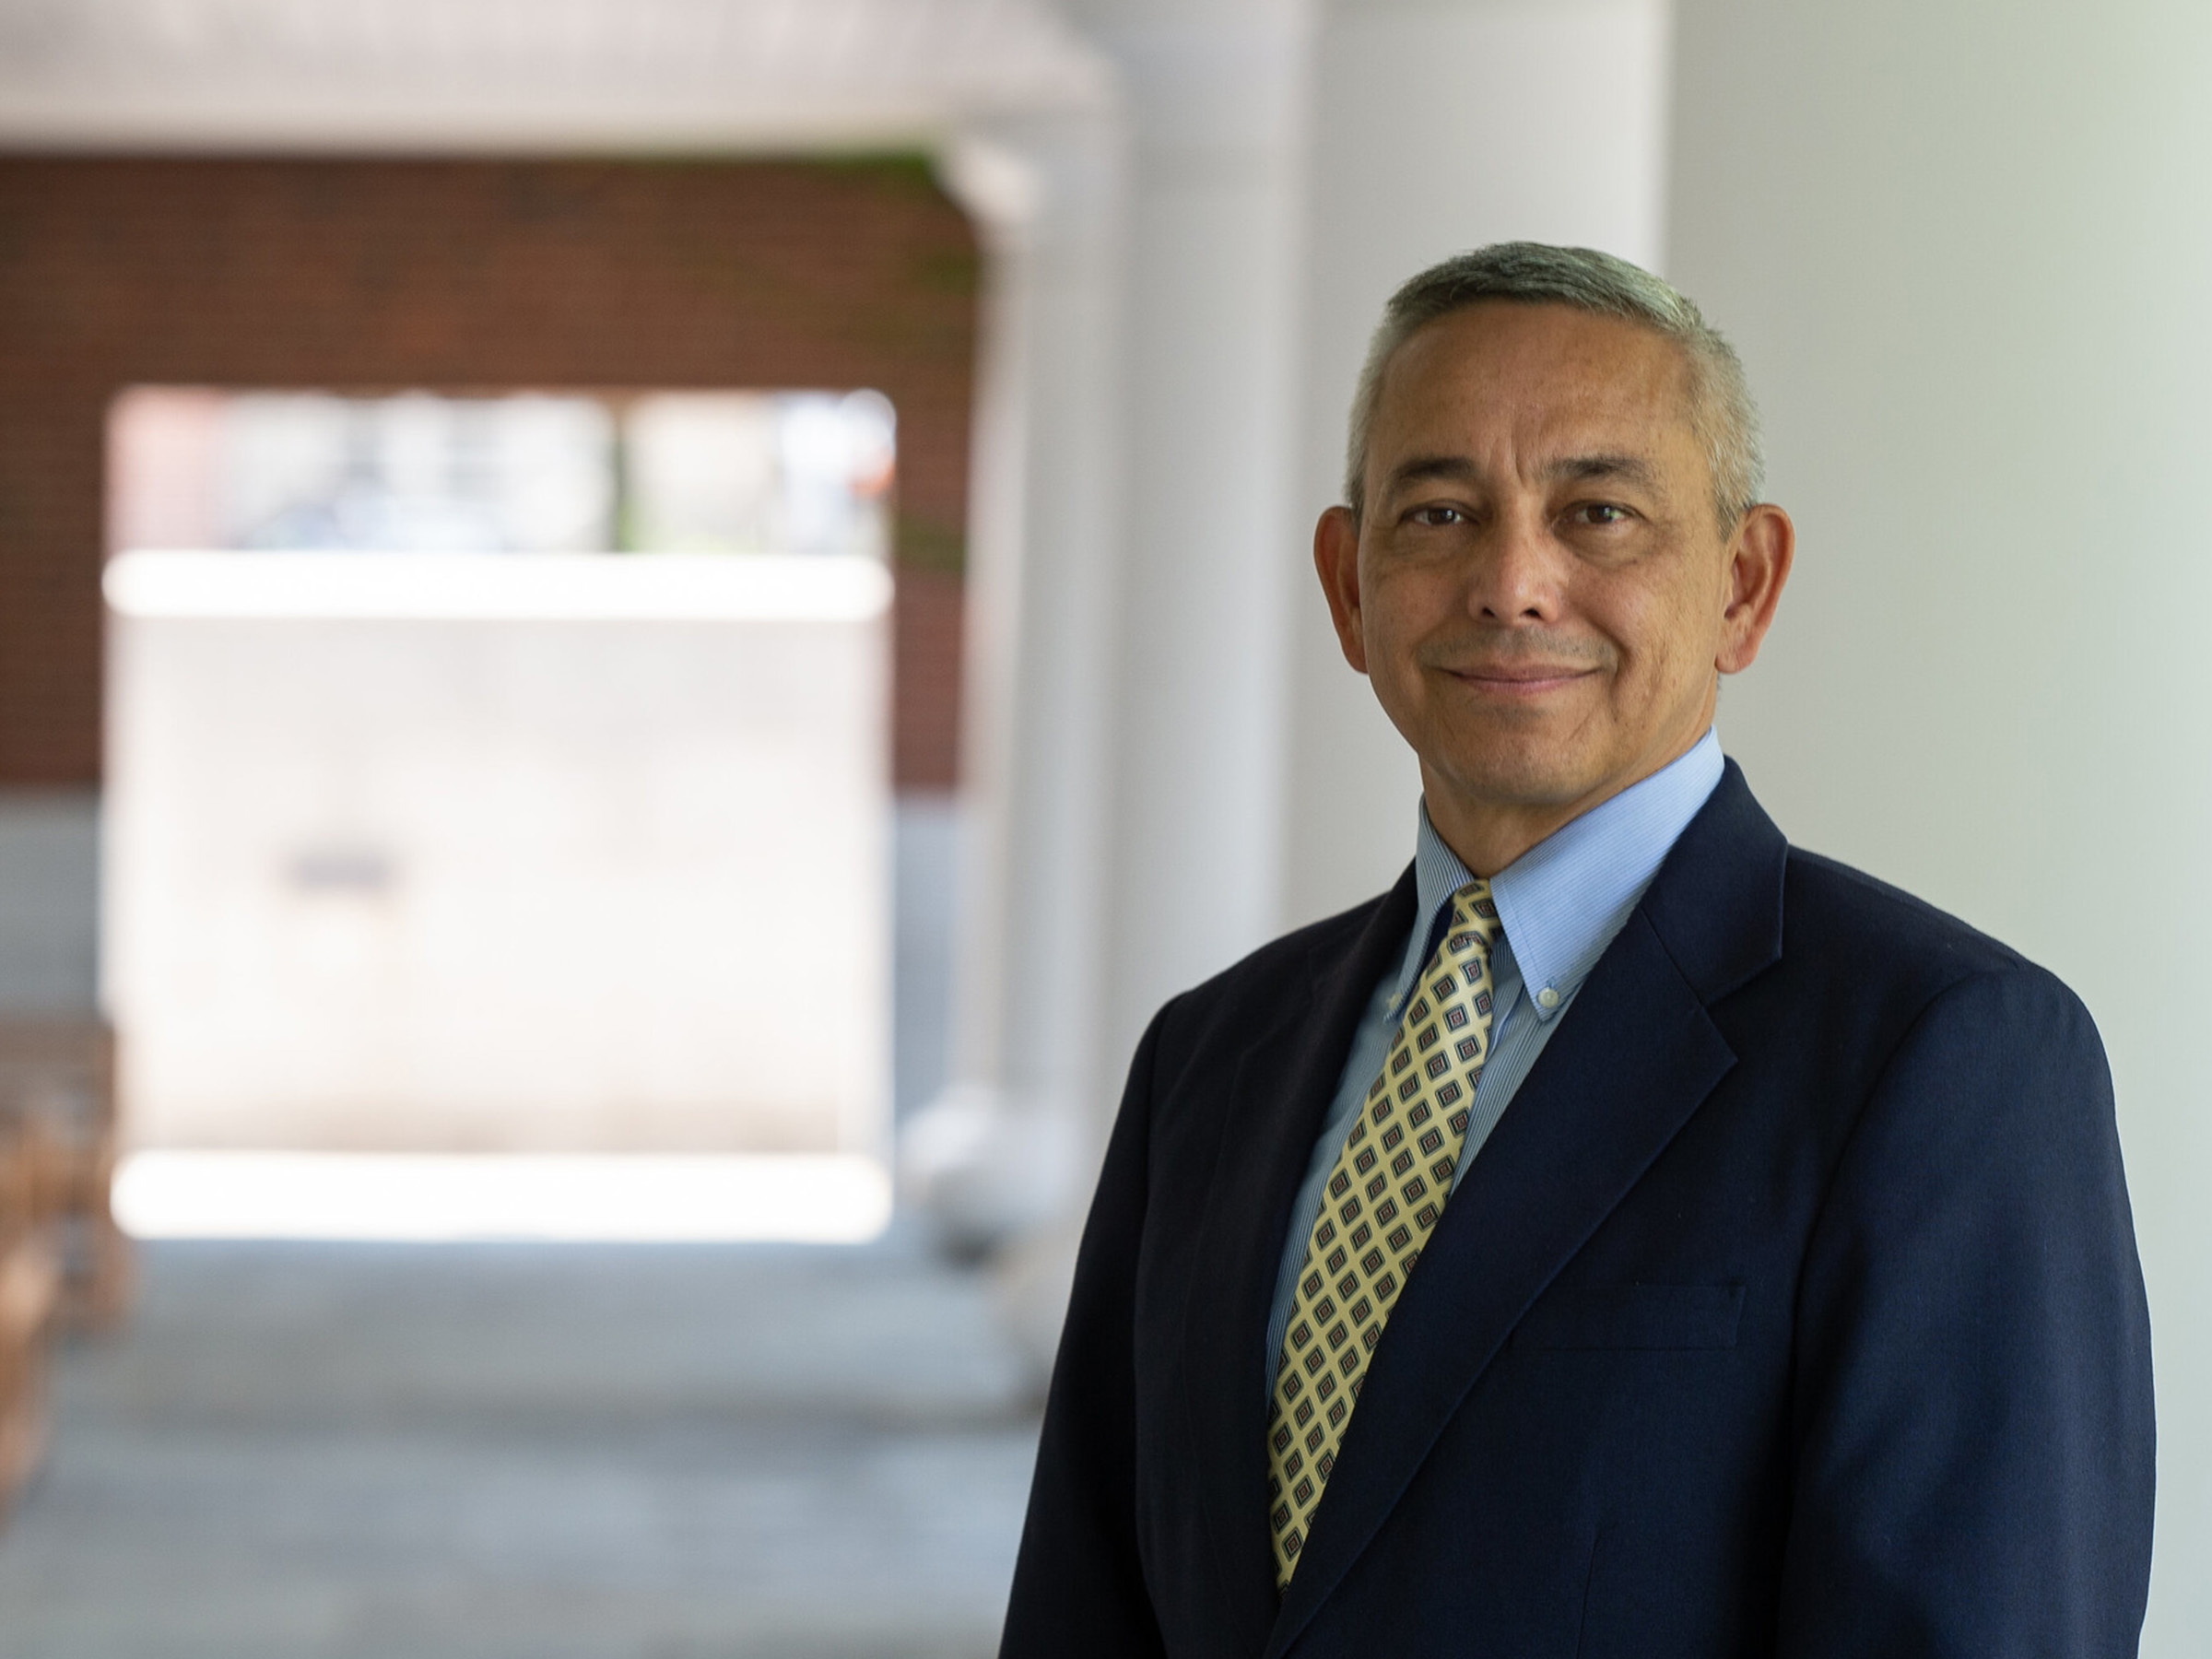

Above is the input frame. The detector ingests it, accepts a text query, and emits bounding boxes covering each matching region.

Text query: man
[998,243,2155,1656]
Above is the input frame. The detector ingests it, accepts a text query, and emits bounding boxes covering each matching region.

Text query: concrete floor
[0,1230,1041,1659]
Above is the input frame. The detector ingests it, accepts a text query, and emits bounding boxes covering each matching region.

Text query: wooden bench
[0,1116,60,1522]
[0,1018,130,1524]
[0,1020,130,1331]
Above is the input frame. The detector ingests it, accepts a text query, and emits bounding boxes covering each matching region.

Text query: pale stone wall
[103,553,890,1156]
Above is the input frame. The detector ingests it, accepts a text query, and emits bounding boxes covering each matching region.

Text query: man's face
[1315,300,1790,867]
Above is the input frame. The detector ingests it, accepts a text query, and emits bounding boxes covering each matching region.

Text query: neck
[1423,728,1710,878]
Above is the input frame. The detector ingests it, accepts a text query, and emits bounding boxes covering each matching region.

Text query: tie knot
[1433,878,1501,970]
[1448,877,1500,937]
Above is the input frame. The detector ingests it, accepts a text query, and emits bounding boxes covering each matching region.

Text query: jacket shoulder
[1778,846,2088,1025]
[1785,848,2019,966]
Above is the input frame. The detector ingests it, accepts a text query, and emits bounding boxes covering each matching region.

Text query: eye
[1408,504,1469,528]
[1567,501,1633,527]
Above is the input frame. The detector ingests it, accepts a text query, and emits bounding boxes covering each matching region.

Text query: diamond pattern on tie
[1265,878,1502,1590]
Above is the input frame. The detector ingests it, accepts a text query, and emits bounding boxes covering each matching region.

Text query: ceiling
[0,0,1112,151]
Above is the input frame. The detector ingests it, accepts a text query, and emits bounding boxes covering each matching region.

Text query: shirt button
[1535,986,1561,1010]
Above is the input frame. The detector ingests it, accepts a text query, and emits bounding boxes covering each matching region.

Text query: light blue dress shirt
[1261,728,1726,1389]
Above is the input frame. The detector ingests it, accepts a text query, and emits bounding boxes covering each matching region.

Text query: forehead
[1370,300,1699,466]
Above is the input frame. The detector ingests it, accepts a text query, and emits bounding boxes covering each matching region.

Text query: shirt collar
[1406,727,1725,1023]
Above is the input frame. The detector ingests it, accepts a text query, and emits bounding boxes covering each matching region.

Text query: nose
[1466,501,1559,623]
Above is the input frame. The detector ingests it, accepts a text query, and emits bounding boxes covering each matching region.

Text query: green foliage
[895,511,966,576]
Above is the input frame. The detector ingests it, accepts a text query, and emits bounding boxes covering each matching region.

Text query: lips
[1444,663,1598,692]
[1457,665,1590,682]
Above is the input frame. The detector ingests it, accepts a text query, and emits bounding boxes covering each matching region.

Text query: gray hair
[1345,241,1764,532]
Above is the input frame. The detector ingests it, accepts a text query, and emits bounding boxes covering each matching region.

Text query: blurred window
[626,392,895,558]
[108,387,897,559]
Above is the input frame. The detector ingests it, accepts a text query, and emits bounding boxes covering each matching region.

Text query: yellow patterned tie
[1266,878,1503,1587]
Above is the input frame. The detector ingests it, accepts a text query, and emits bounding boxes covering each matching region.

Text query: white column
[1067,0,1321,1112]
[910,3,1323,1354]
[904,110,1132,1257]
[1665,4,2211,1647]
[1281,0,1675,925]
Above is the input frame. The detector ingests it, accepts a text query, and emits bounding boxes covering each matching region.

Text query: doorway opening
[103,386,914,1241]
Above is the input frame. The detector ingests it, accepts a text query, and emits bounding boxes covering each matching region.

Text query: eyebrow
[1546,453,1664,492]
[1381,451,1666,498]
[1381,455,1480,496]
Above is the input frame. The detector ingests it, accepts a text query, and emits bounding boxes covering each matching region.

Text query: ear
[1715,503,1794,676]
[1314,505,1370,676]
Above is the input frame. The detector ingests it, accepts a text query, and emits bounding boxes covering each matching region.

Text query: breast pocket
[1510,1284,1745,1350]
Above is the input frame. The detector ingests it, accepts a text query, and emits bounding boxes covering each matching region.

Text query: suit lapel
[1180,868,1418,1654]
[1264,762,1787,1657]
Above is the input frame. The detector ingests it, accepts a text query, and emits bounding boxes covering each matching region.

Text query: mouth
[1441,663,1601,699]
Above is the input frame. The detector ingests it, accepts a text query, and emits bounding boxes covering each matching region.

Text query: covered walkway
[0,1231,1039,1658]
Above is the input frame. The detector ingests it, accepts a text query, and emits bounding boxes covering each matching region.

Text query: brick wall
[0,156,976,788]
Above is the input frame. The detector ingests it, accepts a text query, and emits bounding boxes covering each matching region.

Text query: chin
[1443,746,1605,812]
[1418,707,1594,795]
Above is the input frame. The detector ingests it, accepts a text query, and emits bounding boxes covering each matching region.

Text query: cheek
[1590,568,1720,688]
[1361,569,1445,660]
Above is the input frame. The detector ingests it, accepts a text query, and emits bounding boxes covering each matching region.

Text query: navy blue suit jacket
[1000,763,2155,1657]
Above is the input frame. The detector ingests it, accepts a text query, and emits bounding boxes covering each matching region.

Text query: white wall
[1282,0,1675,925]
[105,554,891,1158]
[1665,2,2212,1646]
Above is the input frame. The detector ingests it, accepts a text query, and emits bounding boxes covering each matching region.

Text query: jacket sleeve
[997,1003,1173,1659]
[1777,967,2157,1656]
